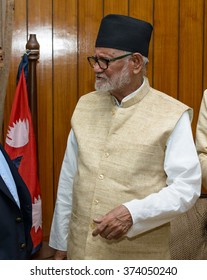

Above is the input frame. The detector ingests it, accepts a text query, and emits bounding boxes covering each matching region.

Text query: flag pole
[25,34,39,141]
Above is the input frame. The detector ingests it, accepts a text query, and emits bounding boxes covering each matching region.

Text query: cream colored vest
[68,80,191,260]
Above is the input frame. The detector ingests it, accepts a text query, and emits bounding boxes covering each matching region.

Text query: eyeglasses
[87,52,133,70]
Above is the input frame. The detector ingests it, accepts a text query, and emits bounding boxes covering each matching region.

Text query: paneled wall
[3,0,207,240]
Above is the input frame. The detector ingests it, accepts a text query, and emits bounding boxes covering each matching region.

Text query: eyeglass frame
[87,52,133,70]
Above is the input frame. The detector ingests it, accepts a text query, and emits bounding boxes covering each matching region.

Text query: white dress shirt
[0,150,20,207]
[49,98,201,252]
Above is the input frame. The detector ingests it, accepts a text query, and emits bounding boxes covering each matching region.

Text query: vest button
[20,243,27,249]
[105,152,109,158]
[99,174,104,180]
[94,199,99,205]
[16,217,22,223]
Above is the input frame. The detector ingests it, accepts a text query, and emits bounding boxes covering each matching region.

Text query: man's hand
[92,205,133,240]
[53,250,67,260]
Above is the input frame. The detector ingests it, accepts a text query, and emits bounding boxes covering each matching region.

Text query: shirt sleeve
[49,129,78,250]
[123,111,201,238]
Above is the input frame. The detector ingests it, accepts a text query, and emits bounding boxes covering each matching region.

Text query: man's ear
[131,53,144,74]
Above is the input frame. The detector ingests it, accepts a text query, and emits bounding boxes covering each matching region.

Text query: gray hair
[142,56,149,76]
[122,51,149,76]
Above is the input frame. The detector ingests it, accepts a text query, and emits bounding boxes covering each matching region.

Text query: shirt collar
[112,77,146,107]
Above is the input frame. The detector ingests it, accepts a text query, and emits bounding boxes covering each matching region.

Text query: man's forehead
[95,47,125,56]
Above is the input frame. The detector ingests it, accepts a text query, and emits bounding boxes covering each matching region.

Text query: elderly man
[49,14,201,260]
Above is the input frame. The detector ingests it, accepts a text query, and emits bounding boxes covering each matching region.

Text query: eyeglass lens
[88,57,108,70]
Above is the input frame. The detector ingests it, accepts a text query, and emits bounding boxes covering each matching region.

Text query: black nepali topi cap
[95,14,153,57]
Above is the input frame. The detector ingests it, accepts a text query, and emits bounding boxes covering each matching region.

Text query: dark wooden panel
[78,0,103,97]
[204,0,207,91]
[153,0,179,99]
[53,0,78,199]
[4,0,27,134]
[179,0,204,135]
[104,0,128,15]
[129,0,153,85]
[28,0,53,239]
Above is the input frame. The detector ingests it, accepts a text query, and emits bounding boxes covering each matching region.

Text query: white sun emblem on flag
[6,118,29,148]
[32,195,42,232]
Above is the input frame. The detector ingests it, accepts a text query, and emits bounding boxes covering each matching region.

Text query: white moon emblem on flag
[6,119,29,148]
[32,195,42,232]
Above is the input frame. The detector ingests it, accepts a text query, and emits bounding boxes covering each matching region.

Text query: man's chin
[95,83,111,92]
